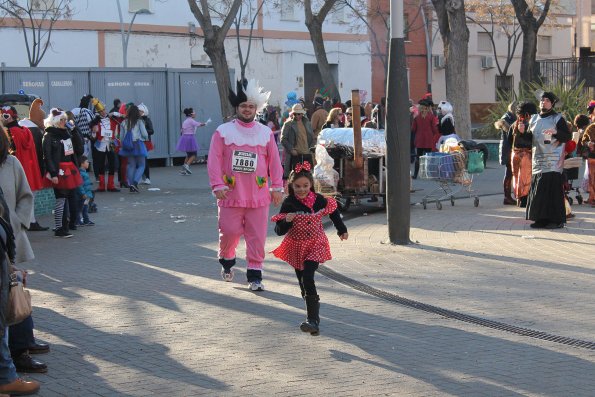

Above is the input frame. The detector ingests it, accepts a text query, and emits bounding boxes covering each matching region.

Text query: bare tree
[303,0,341,102]
[430,0,471,139]
[0,0,73,67]
[233,0,265,82]
[465,1,522,78]
[339,0,425,95]
[510,0,552,84]
[187,0,243,119]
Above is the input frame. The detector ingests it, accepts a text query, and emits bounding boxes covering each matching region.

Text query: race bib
[232,150,258,173]
[101,129,113,138]
[62,138,74,156]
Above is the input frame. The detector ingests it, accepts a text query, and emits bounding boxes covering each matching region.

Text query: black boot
[503,176,515,205]
[300,295,320,336]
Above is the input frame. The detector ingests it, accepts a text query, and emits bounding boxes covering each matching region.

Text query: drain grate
[319,266,595,350]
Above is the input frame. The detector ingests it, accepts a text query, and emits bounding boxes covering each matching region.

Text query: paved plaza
[21,161,595,396]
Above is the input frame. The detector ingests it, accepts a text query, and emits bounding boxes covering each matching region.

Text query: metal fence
[538,56,595,98]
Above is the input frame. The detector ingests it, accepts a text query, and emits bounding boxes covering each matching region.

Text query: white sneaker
[183,164,192,174]
[249,280,265,291]
[221,268,234,282]
[179,170,189,176]
[140,178,151,185]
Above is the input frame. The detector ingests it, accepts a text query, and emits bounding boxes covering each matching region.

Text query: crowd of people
[0,94,160,395]
[1,82,594,394]
[496,95,595,229]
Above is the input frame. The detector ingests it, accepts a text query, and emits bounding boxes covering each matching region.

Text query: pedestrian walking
[177,108,206,175]
[118,105,148,193]
[138,103,154,185]
[271,161,348,335]
[207,79,283,291]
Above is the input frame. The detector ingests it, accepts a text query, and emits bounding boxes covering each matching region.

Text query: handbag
[122,129,134,151]
[6,274,32,326]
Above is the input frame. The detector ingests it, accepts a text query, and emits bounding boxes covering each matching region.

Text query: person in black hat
[526,92,571,229]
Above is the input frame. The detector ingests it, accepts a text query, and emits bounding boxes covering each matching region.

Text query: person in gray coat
[280,103,315,179]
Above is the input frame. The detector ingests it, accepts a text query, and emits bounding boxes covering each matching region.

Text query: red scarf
[296,191,316,211]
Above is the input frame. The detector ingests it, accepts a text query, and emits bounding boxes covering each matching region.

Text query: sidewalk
[23,163,595,396]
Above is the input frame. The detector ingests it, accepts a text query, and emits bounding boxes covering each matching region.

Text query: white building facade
[1,0,372,108]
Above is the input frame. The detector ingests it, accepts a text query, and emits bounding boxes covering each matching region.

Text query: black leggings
[295,261,319,298]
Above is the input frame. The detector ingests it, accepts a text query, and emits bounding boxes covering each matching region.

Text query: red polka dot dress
[271,192,340,270]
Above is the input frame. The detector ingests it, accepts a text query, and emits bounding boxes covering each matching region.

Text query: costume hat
[228,79,270,113]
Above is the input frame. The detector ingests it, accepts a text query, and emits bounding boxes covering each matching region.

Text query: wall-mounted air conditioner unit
[433,55,445,69]
[129,0,153,13]
[481,55,494,69]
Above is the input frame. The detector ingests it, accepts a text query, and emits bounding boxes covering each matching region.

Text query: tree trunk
[204,38,235,119]
[519,25,538,85]
[305,5,341,102]
[511,0,552,86]
[432,0,471,139]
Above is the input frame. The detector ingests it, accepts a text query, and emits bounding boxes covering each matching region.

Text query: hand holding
[271,191,283,206]
[339,232,349,241]
[214,190,228,200]
[285,213,296,222]
[51,176,59,184]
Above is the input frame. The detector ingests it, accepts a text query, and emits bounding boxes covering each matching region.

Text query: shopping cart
[562,156,584,205]
[418,150,482,210]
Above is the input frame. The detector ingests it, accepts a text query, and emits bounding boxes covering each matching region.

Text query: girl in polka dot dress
[271,161,348,335]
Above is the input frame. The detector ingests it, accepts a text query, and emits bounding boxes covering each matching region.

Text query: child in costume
[207,79,284,291]
[271,161,348,335]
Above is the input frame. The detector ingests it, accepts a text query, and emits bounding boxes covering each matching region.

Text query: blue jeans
[78,198,90,224]
[0,328,17,385]
[126,155,146,186]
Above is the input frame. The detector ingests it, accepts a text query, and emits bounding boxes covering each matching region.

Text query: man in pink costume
[207,79,284,291]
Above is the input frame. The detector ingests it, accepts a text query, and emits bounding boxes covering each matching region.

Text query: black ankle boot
[300,295,320,335]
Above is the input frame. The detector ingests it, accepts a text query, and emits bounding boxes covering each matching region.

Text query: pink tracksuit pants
[218,206,269,270]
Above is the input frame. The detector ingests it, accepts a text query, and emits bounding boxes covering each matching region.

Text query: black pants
[9,315,35,357]
[94,148,116,175]
[295,261,319,298]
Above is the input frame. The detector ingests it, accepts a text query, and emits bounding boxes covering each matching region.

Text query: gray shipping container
[1,67,230,161]
[1,68,89,113]
[168,69,231,158]
[90,68,169,159]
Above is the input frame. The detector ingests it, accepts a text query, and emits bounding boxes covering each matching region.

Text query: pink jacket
[208,119,283,208]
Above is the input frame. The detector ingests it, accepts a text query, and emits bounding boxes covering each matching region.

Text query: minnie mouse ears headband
[1,106,17,119]
[294,161,311,173]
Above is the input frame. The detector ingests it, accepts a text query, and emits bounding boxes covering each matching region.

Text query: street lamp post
[116,0,150,68]
[385,0,412,244]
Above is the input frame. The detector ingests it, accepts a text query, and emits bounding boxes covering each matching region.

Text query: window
[495,75,514,101]
[477,32,491,52]
[29,0,55,11]
[538,35,552,55]
[280,1,298,21]
[404,13,409,41]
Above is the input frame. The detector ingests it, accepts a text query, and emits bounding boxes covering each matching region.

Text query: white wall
[2,28,98,67]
